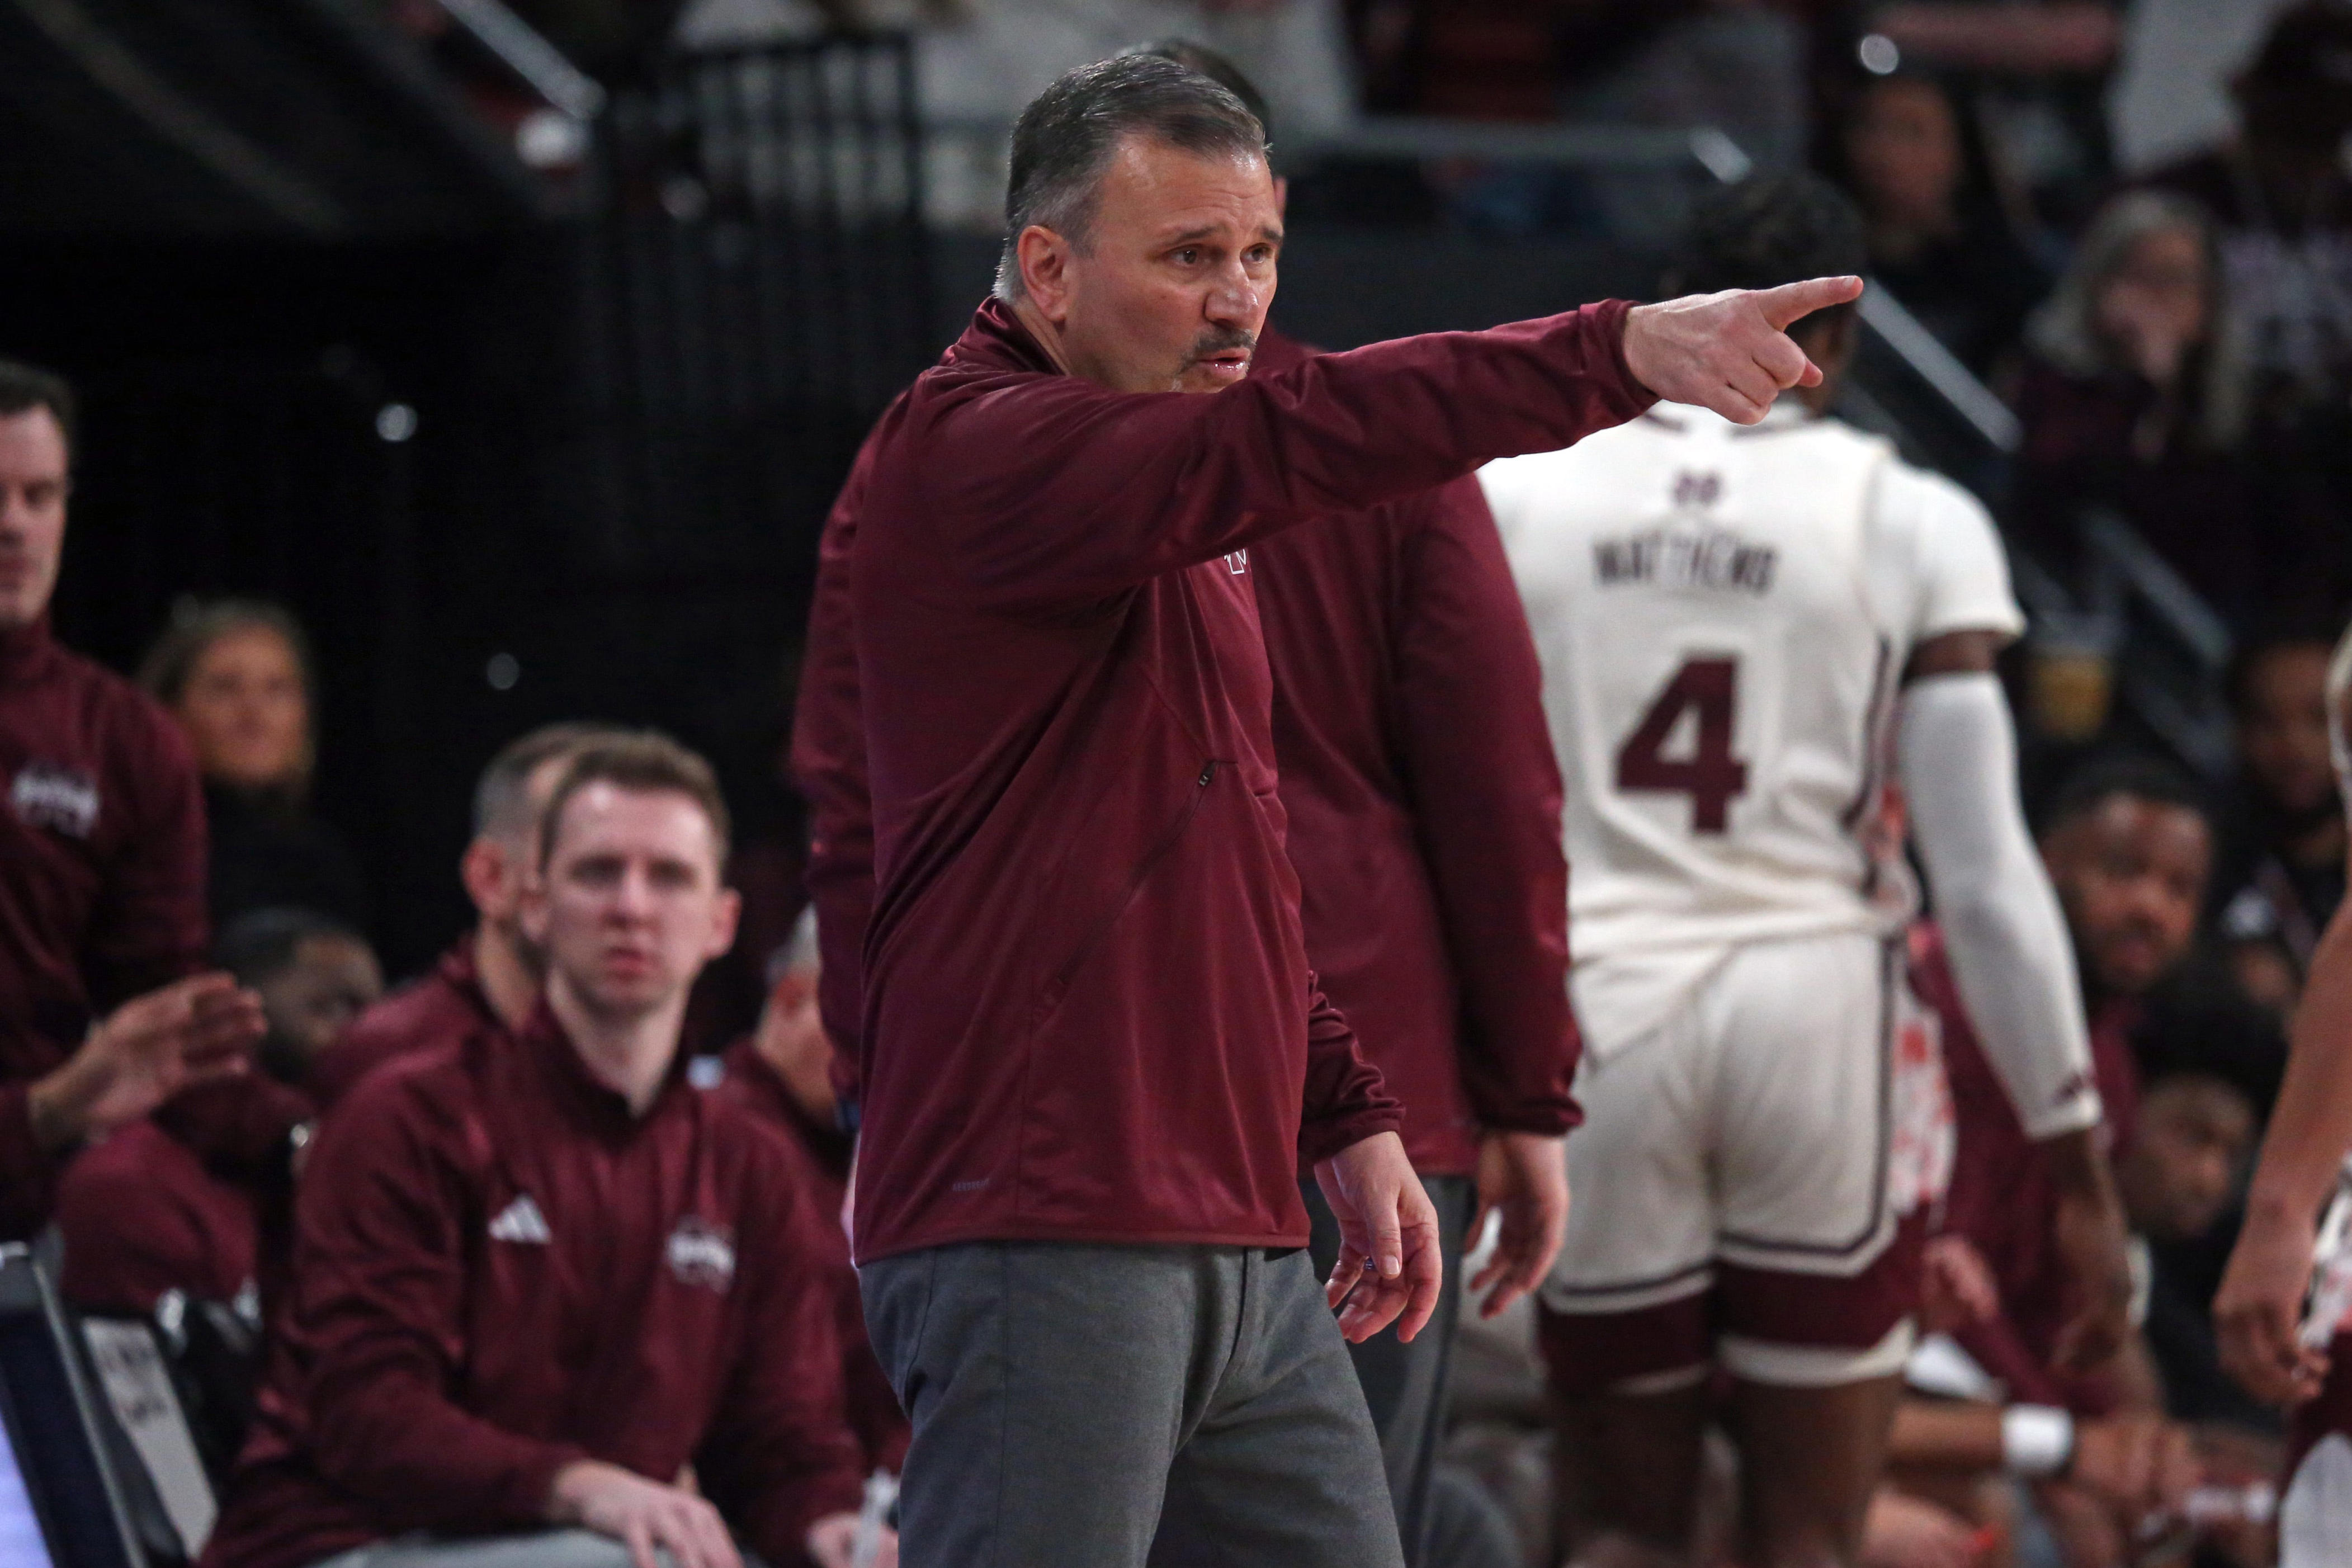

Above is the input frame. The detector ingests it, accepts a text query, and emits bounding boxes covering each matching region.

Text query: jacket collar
[515,998,690,1143]
[438,939,500,1028]
[944,296,1064,378]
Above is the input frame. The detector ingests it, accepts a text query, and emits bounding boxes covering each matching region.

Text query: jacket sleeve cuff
[1473,1102,1584,1138]
[1591,297,1657,414]
[1297,1105,1404,1169]
[495,1441,591,1528]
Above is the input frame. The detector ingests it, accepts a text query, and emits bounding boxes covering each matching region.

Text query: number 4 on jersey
[1614,657,1749,833]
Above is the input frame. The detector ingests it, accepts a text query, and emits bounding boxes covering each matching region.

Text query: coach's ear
[1018,224,1078,324]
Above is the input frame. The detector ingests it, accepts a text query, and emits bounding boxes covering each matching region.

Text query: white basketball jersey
[1484,403,2024,1049]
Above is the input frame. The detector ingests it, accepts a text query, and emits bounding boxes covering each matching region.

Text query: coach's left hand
[1316,1131,1443,1343]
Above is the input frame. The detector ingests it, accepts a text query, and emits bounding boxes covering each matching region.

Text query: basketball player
[2215,622,2352,1567]
[1482,174,2134,1567]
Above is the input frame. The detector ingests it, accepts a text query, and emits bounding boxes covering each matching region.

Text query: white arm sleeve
[1899,670,2103,1140]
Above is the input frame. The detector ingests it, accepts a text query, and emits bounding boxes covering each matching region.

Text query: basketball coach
[842,54,1861,1568]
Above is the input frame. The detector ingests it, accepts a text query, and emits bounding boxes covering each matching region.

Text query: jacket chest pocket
[1030,758,1224,1024]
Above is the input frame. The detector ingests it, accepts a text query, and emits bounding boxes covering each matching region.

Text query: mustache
[1189,329,1257,362]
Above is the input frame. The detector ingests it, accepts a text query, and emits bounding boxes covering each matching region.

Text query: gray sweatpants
[311,1532,672,1568]
[859,1240,1405,1568]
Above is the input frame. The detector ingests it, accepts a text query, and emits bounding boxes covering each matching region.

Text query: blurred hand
[2049,1174,2134,1372]
[2096,280,2202,390]
[1621,277,1865,423]
[1468,1131,1568,1319]
[2216,1200,2330,1405]
[549,1460,740,1568]
[1919,1233,2001,1334]
[1315,1131,1444,1343]
[29,974,264,1150]
[2067,1413,2200,1524]
[1860,1487,1979,1568]
[806,1512,897,1568]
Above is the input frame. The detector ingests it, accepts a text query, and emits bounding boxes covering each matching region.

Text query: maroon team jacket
[1914,924,2140,1413]
[824,297,1649,1263]
[55,1074,313,1315]
[1248,328,1579,1175]
[200,1009,866,1568]
[0,616,210,1238]
[308,941,501,1109]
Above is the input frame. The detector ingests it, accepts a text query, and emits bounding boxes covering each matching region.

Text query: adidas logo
[488,1194,552,1245]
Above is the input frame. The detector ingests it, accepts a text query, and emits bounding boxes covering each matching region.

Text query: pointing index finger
[1754,275,1864,331]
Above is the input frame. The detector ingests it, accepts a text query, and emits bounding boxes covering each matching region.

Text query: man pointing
[837,54,1855,1568]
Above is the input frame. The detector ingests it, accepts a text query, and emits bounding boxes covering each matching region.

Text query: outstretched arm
[919,280,1862,612]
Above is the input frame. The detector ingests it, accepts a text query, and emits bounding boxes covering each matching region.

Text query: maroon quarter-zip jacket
[1248,328,1579,1175]
[837,298,1649,1263]
[309,941,501,1109]
[55,1074,313,1315]
[200,1008,866,1568]
[0,616,209,1238]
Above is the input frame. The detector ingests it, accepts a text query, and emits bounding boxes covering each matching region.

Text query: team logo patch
[488,1194,552,1245]
[1223,549,1249,576]
[666,1217,736,1291]
[10,762,100,838]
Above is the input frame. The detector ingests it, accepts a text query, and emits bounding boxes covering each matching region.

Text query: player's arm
[1898,629,2132,1370]
[2217,897,2352,1403]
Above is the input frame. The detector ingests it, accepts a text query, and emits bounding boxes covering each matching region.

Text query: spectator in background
[2037,761,2286,1433]
[2142,0,2352,616]
[222,908,385,1088]
[2009,192,2261,620]
[0,358,265,1242]
[200,734,892,1568]
[313,721,623,1107]
[709,911,909,1478]
[1886,762,2237,1566]
[1826,68,2047,374]
[141,601,370,935]
[2214,626,2350,1014]
[2122,1069,2271,1442]
[55,908,376,1320]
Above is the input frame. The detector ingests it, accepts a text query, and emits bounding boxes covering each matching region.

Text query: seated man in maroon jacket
[201,734,892,1568]
[797,53,1858,1568]
[0,358,266,1240]
[311,721,624,1108]
[56,907,378,1320]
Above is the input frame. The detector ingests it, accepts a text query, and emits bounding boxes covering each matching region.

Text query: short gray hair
[472,721,631,842]
[994,54,1267,302]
